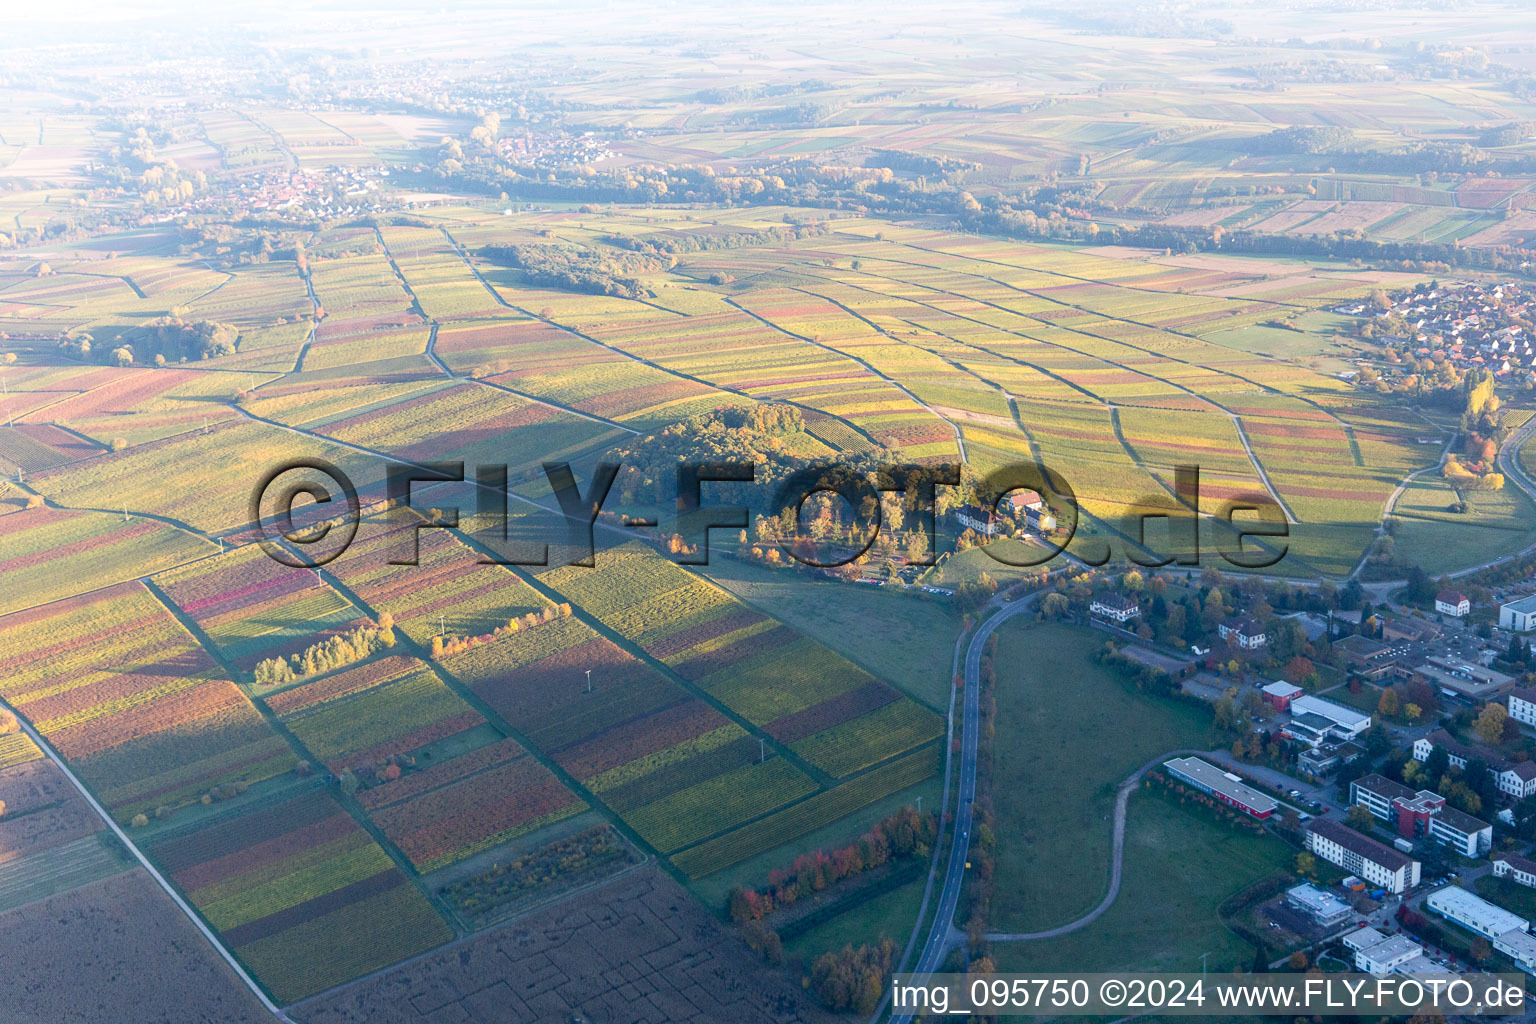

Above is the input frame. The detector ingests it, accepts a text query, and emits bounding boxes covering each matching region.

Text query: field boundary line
[0,697,292,1022]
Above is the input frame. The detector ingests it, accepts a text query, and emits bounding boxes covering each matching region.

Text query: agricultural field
[155,544,364,672]
[149,789,453,1003]
[0,503,210,615]
[538,542,943,778]
[297,866,839,1024]
[0,583,297,821]
[9,5,1536,1012]
[0,869,275,1024]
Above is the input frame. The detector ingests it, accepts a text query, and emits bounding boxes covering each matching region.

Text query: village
[1341,280,1536,381]
[1066,561,1536,983]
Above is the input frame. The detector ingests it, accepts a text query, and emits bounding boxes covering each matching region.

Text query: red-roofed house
[1436,590,1470,617]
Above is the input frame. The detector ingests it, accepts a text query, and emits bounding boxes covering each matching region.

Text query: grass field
[989,621,1217,932]
[991,790,1292,974]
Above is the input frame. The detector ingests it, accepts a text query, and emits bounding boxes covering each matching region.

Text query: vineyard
[149,790,452,1003]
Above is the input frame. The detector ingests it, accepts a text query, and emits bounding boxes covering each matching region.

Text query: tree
[1377,687,1400,718]
[1424,745,1451,785]
[1288,951,1309,971]
[1345,805,1377,832]
[1405,702,1422,721]
[1475,703,1509,745]
[1295,851,1317,878]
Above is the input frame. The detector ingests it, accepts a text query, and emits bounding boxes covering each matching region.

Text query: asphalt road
[890,595,1037,1023]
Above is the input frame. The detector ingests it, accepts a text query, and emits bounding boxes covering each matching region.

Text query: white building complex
[1501,595,1536,632]
[1290,695,1371,741]
[1426,886,1536,974]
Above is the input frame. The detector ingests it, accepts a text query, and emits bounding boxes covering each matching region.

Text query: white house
[1089,594,1141,624]
[1493,852,1536,889]
[953,505,1000,537]
[1435,589,1471,618]
[1502,595,1536,632]
[1218,616,1268,650]
[1511,687,1536,728]
[1306,819,1420,894]
[1414,730,1536,798]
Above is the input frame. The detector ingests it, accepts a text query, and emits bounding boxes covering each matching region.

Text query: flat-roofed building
[1262,680,1303,711]
[1285,883,1353,928]
[1355,934,1424,974]
[1501,594,1536,633]
[1162,757,1276,818]
[1426,885,1529,939]
[1291,694,1371,740]
[1413,656,1514,701]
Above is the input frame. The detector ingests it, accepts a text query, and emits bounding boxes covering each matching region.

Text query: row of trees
[252,620,395,686]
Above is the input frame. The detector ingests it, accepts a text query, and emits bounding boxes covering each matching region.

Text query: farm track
[0,696,292,1022]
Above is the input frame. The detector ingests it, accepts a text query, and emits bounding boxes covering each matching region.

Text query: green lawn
[992,790,1293,974]
[1391,476,1535,575]
[699,556,963,710]
[990,622,1217,932]
[1474,874,1536,920]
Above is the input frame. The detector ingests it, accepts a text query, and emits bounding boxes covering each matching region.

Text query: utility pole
[759,737,765,763]
[1200,952,1210,977]
[585,668,592,694]
[439,613,445,638]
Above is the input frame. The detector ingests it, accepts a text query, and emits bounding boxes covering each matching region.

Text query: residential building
[953,505,1000,537]
[1285,883,1353,928]
[1350,773,1415,820]
[1291,694,1371,740]
[1262,680,1303,711]
[1435,590,1471,618]
[1427,885,1529,939]
[1412,656,1514,702]
[1413,730,1536,799]
[1025,506,1057,533]
[1004,490,1044,514]
[1306,819,1421,894]
[1501,595,1536,633]
[1218,616,1268,650]
[1089,594,1141,624]
[1354,934,1425,974]
[1162,757,1276,818]
[1511,687,1536,727]
[1493,852,1536,888]
[1348,774,1492,855]
[1429,805,1494,857]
